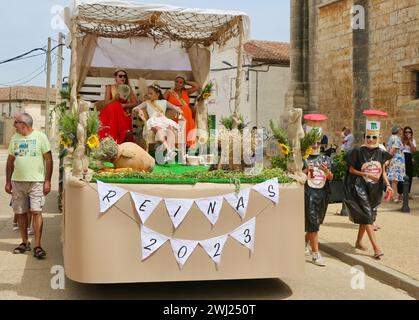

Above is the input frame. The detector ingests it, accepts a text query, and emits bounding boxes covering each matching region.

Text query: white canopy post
[187,46,211,142]
[70,19,79,113]
[232,18,244,129]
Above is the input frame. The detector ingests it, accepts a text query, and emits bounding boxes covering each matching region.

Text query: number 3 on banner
[243,229,251,243]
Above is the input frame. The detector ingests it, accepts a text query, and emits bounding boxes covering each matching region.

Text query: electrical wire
[0,43,65,65]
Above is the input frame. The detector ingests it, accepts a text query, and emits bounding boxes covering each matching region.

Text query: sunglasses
[366,135,378,140]
[117,74,127,78]
[405,131,412,134]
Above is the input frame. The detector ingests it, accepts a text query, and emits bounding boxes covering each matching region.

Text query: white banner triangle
[199,235,228,266]
[252,178,279,204]
[170,239,199,269]
[229,217,256,252]
[140,225,169,260]
[224,187,251,219]
[96,180,128,213]
[130,192,162,223]
[164,198,194,229]
[195,196,224,226]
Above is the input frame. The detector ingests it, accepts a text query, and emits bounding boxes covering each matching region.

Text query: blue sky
[0,0,290,87]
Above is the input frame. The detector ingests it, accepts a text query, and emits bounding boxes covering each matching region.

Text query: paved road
[0,156,414,300]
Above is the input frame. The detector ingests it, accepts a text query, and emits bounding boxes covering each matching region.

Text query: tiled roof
[244,40,290,65]
[0,86,56,103]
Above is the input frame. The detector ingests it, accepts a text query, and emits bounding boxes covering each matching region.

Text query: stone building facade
[287,0,419,146]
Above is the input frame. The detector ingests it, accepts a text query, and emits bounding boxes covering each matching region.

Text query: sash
[168,89,187,107]
[148,100,165,114]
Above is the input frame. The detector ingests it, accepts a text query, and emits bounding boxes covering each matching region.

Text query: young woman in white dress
[133,84,183,161]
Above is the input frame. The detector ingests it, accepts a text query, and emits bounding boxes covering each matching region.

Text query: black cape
[343,146,392,224]
[303,154,333,232]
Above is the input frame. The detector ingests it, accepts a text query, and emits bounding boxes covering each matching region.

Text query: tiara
[150,83,162,91]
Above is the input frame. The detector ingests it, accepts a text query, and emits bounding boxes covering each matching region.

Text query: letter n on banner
[195,196,224,226]
[96,181,128,213]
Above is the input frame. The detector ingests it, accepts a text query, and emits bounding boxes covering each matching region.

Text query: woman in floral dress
[386,125,405,202]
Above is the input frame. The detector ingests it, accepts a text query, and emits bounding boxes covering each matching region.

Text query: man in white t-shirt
[341,128,354,152]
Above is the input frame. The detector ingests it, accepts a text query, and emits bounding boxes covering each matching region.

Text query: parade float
[60,0,304,284]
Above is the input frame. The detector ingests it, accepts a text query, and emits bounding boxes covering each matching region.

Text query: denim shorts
[11,181,45,214]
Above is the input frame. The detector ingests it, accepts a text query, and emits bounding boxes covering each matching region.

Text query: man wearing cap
[302,114,333,267]
[164,74,200,149]
[343,110,392,259]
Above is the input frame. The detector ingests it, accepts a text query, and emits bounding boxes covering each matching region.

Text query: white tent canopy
[63,0,250,48]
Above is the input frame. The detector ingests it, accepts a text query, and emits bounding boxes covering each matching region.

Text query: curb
[319,241,419,299]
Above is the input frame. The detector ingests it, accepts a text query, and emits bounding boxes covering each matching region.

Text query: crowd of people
[303,111,416,267]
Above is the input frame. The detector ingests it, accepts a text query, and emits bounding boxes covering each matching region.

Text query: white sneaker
[164,150,177,162]
[12,223,19,232]
[312,252,326,266]
[27,228,34,235]
[305,242,312,256]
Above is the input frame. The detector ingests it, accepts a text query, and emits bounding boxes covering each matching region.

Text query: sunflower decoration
[59,132,73,149]
[278,143,290,156]
[197,81,214,102]
[86,134,100,150]
[303,148,311,160]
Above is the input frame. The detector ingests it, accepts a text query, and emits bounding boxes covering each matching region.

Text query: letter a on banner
[200,235,228,266]
[170,239,199,269]
[141,225,169,260]
[195,197,224,226]
[130,192,162,223]
[224,188,251,220]
[97,181,128,213]
[229,217,256,253]
[252,178,279,204]
[164,198,194,229]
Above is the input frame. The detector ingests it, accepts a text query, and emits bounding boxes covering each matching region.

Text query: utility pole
[52,33,64,146]
[45,37,52,137]
[8,87,11,116]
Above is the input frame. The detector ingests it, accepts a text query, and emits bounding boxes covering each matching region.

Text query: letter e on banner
[130,192,162,223]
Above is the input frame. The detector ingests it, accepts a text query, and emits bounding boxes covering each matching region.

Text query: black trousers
[397,152,413,194]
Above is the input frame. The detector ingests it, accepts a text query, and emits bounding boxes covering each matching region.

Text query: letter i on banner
[252,178,279,204]
[164,198,194,229]
[96,181,128,213]
[141,225,169,260]
[224,188,251,220]
[229,217,256,253]
[195,196,224,226]
[200,235,228,267]
[130,192,162,223]
[170,239,199,269]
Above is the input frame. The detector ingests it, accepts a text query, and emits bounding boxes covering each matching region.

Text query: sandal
[13,242,31,254]
[33,246,46,259]
[373,252,384,259]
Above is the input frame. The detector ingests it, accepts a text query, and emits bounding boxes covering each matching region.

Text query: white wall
[249,65,290,131]
[209,49,252,129]
[209,49,290,132]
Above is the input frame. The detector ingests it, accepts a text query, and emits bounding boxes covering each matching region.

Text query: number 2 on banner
[144,238,157,251]
[213,243,221,258]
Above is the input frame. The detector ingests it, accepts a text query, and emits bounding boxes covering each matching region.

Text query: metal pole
[56,33,64,106]
[45,37,52,137]
[401,175,410,213]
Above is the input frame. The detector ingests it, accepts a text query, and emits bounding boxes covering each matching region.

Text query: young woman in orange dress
[164,74,199,149]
